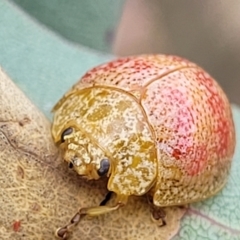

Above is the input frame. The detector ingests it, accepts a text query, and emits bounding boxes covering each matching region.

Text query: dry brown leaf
[0,68,185,240]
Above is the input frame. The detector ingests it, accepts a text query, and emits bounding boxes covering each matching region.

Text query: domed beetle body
[52,55,235,239]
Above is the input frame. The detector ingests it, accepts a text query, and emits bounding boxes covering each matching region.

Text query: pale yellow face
[58,126,110,180]
[52,86,158,196]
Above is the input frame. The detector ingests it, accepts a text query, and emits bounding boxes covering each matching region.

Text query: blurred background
[10,0,240,105]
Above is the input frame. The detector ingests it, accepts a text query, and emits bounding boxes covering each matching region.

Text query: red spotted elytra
[51,55,235,239]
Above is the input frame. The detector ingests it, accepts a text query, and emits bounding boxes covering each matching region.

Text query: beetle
[51,55,235,239]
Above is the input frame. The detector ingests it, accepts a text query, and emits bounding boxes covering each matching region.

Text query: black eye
[68,161,74,169]
[61,127,73,142]
[97,158,110,177]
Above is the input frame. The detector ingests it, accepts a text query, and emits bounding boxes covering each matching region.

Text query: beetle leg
[55,195,127,239]
[99,191,113,206]
[151,207,166,226]
[147,195,166,227]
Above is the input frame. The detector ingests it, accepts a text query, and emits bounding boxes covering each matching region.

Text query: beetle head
[56,123,111,180]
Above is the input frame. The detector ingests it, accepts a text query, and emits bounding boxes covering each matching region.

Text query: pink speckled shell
[56,55,236,206]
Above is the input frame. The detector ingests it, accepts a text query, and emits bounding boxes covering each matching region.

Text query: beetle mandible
[51,55,235,239]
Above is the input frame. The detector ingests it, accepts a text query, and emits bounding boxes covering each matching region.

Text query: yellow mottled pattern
[52,86,157,197]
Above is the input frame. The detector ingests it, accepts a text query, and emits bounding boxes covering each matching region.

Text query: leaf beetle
[52,55,235,239]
